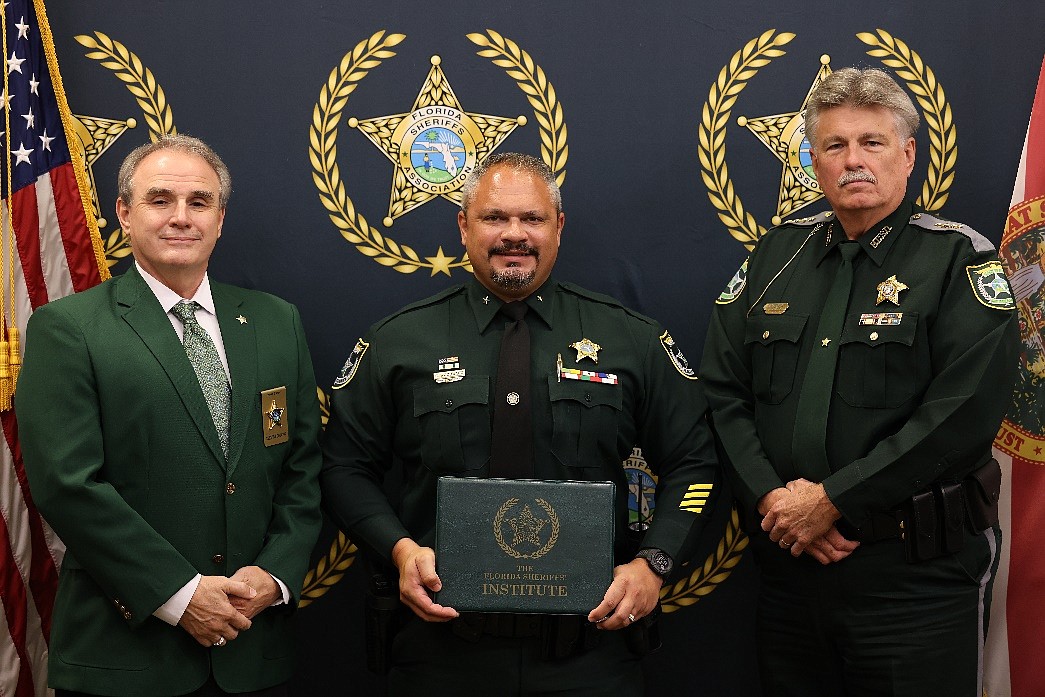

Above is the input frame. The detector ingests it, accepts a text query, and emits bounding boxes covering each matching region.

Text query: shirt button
[212,554,225,565]
[226,482,236,495]
[445,399,453,408]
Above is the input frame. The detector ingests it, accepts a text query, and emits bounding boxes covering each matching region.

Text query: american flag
[0,1,108,695]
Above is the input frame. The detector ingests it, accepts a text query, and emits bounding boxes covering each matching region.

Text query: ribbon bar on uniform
[559,366,618,385]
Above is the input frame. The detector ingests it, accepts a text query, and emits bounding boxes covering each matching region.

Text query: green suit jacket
[16,266,322,696]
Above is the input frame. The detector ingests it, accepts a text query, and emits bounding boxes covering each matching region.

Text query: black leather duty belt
[837,511,905,543]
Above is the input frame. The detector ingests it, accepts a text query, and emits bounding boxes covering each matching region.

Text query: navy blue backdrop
[50,2,1045,693]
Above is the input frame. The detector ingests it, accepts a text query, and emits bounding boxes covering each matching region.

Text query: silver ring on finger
[780,540,792,548]
[213,636,227,647]
[627,613,636,623]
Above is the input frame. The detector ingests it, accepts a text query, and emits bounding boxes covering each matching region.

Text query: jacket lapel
[213,283,256,478]
[116,267,226,466]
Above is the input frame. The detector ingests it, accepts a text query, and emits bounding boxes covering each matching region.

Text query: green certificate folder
[434,477,615,614]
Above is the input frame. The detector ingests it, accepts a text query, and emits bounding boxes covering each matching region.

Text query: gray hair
[459,152,561,214]
[118,134,232,207]
[805,67,920,147]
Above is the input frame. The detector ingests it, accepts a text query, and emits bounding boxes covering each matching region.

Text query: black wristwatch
[635,547,674,579]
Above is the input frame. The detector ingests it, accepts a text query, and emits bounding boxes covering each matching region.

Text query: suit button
[584,393,592,403]
[123,611,133,620]
[445,399,453,408]
[226,482,236,495]
[212,554,225,565]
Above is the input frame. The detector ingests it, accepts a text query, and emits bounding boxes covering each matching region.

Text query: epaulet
[371,284,466,331]
[908,212,996,253]
[559,281,657,326]
[559,281,625,308]
[779,210,835,227]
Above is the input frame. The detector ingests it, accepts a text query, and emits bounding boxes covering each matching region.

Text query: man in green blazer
[16,135,322,697]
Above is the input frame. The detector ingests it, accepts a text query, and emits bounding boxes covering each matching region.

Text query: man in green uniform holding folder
[321,152,719,696]
[701,68,1019,696]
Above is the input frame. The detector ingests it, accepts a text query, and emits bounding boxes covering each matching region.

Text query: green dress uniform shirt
[700,201,1019,529]
[321,277,719,565]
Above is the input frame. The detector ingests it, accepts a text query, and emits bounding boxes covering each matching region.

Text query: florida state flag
[985,54,1045,697]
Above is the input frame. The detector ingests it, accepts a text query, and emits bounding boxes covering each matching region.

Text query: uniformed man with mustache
[701,68,1019,696]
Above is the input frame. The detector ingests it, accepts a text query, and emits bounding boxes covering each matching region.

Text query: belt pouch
[964,458,1002,532]
[935,481,965,554]
[906,490,938,562]
[364,574,401,675]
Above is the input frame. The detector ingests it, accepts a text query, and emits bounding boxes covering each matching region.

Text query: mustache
[489,242,538,259]
[837,170,877,186]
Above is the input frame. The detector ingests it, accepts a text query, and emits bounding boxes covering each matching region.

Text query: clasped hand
[178,566,280,647]
[759,479,860,564]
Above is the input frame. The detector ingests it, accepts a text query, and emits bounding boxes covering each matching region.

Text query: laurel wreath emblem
[300,532,358,608]
[699,29,795,249]
[493,498,561,560]
[700,29,956,251]
[659,504,748,613]
[467,30,568,187]
[309,30,566,274]
[74,32,177,266]
[857,29,956,211]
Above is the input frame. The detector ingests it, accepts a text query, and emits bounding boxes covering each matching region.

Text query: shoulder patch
[909,213,996,253]
[716,257,748,305]
[332,338,369,389]
[782,210,834,226]
[966,261,1016,311]
[659,331,698,380]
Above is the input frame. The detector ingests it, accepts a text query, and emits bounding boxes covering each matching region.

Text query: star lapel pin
[236,315,248,324]
[569,338,601,363]
[876,276,908,306]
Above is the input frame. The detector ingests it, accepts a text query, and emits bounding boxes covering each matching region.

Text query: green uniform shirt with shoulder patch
[700,200,1019,530]
[321,277,719,564]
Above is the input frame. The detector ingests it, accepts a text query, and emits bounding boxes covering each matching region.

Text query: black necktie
[489,301,532,478]
[791,242,860,481]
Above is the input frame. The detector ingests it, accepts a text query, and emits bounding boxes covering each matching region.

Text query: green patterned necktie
[172,300,230,457]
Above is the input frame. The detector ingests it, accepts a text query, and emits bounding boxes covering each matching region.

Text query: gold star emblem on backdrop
[348,55,525,234]
[737,56,833,226]
[876,275,909,306]
[69,113,136,229]
[569,338,601,364]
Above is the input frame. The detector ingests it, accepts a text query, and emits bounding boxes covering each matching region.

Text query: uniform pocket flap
[413,376,489,416]
[840,312,918,348]
[744,313,808,346]
[548,377,623,410]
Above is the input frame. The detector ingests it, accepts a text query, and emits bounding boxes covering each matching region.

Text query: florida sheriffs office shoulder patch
[715,257,748,305]
[660,331,698,380]
[966,261,1016,311]
[332,338,369,389]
